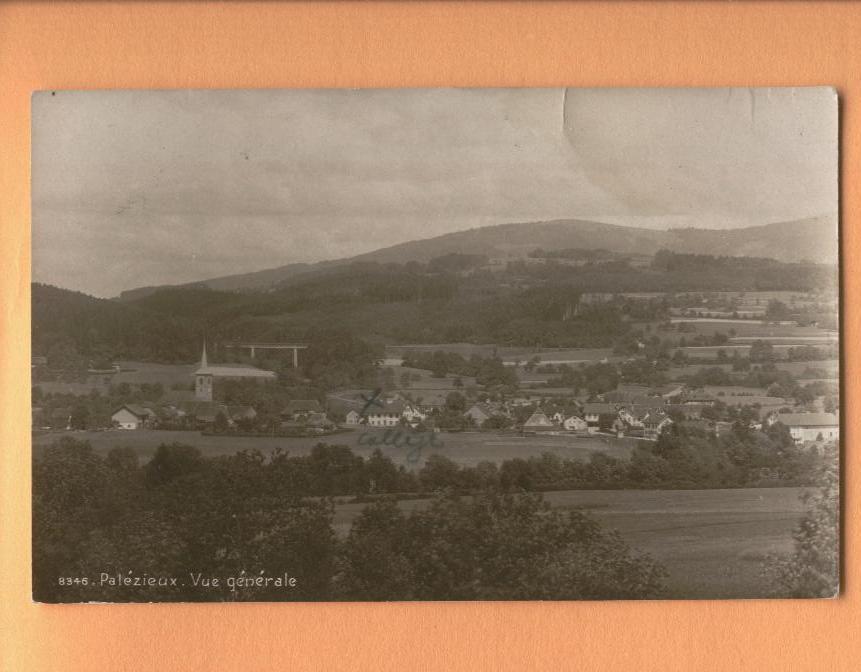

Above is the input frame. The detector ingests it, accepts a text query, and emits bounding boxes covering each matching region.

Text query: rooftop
[114,403,156,418]
[523,411,555,427]
[583,403,617,415]
[775,412,839,427]
[194,364,276,379]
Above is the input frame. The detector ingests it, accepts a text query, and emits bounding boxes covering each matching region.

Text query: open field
[33,361,200,396]
[332,487,809,598]
[774,359,840,376]
[677,344,834,360]
[33,427,636,467]
[673,319,832,336]
[667,358,839,380]
[547,487,807,598]
[673,290,834,306]
[113,361,197,387]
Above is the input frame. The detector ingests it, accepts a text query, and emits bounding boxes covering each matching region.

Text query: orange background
[0,2,858,670]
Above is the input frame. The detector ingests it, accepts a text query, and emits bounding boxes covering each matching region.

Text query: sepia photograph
[31,87,839,602]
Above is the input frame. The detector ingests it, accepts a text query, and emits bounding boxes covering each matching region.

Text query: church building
[193,342,277,401]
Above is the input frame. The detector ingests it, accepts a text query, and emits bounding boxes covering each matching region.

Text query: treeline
[544,358,671,395]
[34,248,836,365]
[33,438,666,602]
[415,421,824,492]
[40,419,826,503]
[401,351,517,387]
[651,250,836,291]
[528,247,622,261]
[506,252,833,293]
[32,283,204,365]
[683,364,838,407]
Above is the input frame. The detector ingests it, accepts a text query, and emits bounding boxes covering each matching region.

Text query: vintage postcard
[31,87,839,602]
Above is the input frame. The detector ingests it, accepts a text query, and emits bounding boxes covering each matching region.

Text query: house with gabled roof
[563,415,588,432]
[345,409,364,426]
[465,402,497,425]
[653,383,685,399]
[603,384,653,404]
[112,404,157,430]
[582,402,617,433]
[178,400,230,425]
[549,411,566,425]
[282,399,323,421]
[523,411,556,431]
[306,412,335,431]
[366,400,407,427]
[641,410,673,439]
[775,412,839,443]
[402,402,428,425]
[680,391,717,406]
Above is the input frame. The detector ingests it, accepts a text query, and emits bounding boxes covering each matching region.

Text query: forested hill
[352,216,836,265]
[117,216,837,299]
[34,249,836,366]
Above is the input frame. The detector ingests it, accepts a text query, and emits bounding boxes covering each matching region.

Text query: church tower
[194,342,213,401]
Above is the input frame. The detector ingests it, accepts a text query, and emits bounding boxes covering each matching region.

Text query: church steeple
[195,341,213,401]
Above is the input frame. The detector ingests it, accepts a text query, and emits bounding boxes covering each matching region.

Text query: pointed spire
[201,341,208,369]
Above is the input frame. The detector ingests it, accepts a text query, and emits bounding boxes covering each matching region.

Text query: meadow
[332,487,809,598]
[113,360,198,387]
[667,358,839,380]
[672,318,836,340]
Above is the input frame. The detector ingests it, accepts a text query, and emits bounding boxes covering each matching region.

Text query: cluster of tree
[33,438,666,602]
[681,364,838,408]
[650,251,835,291]
[545,362,620,396]
[32,284,210,365]
[765,299,794,320]
[527,247,623,261]
[676,332,731,348]
[337,491,665,600]
[32,383,166,430]
[400,351,517,388]
[764,447,838,597]
[669,346,817,370]
[299,327,382,391]
[418,422,826,492]
[544,357,673,396]
[504,251,834,294]
[425,253,488,273]
[786,344,839,361]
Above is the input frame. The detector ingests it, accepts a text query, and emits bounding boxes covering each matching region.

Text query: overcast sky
[32,87,837,297]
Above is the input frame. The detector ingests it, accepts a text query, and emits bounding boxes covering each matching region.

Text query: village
[33,300,840,461]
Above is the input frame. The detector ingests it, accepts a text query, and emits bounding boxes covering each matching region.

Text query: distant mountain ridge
[117,215,837,300]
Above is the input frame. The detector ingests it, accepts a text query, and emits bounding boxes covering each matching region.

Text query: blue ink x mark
[359,388,385,417]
